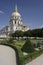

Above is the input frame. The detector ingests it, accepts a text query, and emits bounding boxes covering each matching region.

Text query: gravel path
[25,54,43,65]
[0,45,17,65]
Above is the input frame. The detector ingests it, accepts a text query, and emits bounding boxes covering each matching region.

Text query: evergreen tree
[22,39,34,53]
[37,42,40,48]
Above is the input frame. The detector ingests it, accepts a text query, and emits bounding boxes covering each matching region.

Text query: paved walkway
[0,45,17,65]
[26,54,43,65]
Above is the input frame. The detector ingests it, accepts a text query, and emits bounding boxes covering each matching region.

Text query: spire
[15,5,18,12]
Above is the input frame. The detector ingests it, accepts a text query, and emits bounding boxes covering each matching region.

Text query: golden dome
[12,12,21,17]
[12,5,21,17]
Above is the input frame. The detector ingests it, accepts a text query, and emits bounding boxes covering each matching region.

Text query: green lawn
[11,40,26,65]
[0,39,43,65]
[30,39,42,42]
[11,39,43,65]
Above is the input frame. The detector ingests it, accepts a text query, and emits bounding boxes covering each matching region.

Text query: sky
[0,0,43,29]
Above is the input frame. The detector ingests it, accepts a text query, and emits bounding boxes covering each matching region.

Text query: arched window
[15,21,16,24]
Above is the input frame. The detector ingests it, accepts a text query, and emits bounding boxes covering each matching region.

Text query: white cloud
[0,10,4,14]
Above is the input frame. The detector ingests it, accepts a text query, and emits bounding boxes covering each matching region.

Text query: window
[15,21,16,24]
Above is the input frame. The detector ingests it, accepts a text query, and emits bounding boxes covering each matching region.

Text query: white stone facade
[0,5,29,37]
[9,5,28,33]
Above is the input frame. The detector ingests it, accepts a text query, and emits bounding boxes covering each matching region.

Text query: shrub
[37,42,40,48]
[21,39,34,53]
[33,44,37,48]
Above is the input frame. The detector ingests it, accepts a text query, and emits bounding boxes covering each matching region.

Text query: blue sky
[0,0,43,29]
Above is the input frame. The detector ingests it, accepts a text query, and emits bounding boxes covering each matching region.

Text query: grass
[14,40,25,47]
[12,39,43,65]
[11,40,26,65]
[30,39,42,42]
[11,39,43,65]
[0,39,43,65]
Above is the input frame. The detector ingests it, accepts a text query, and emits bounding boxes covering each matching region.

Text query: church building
[9,5,28,33]
[0,5,29,37]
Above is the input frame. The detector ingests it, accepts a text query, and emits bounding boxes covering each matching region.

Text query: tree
[12,30,23,40]
[22,39,34,53]
[7,33,14,44]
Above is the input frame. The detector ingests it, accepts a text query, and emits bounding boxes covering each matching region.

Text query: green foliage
[7,37,14,44]
[11,28,43,38]
[23,30,32,37]
[23,28,43,37]
[12,30,23,40]
[0,39,43,65]
[33,44,37,48]
[22,39,34,53]
[12,30,23,37]
[37,42,40,47]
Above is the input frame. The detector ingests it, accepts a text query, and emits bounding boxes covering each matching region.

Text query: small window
[15,21,16,24]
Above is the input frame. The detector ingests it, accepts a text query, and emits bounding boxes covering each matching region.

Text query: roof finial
[15,4,18,12]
